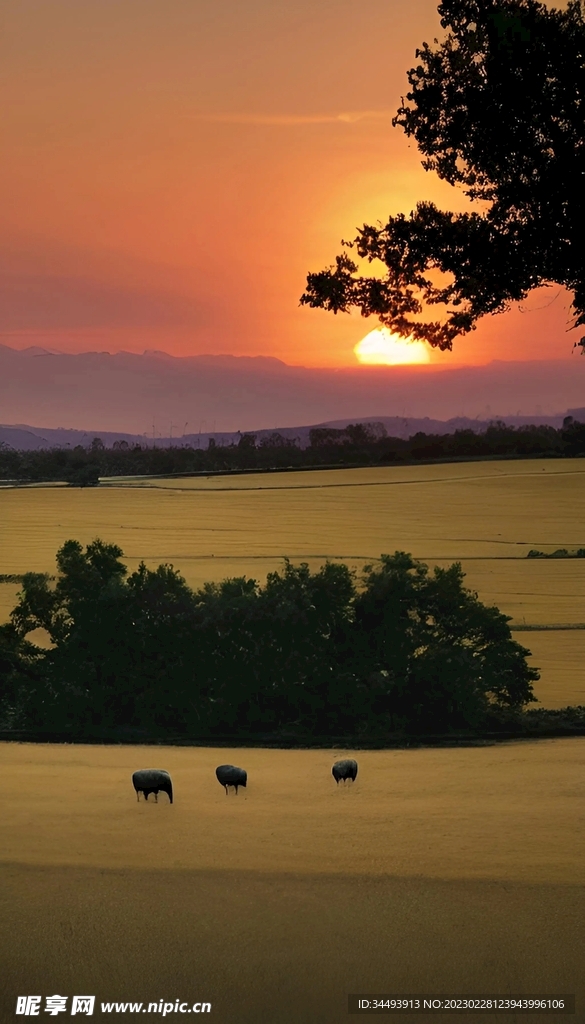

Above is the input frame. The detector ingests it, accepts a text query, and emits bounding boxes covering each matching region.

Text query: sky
[0,0,579,368]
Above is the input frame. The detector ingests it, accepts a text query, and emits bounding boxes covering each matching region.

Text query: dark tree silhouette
[346,553,538,732]
[2,539,539,738]
[0,624,44,729]
[301,0,585,353]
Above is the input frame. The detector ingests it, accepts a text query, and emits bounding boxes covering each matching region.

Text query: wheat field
[1,740,584,1023]
[2,460,584,1017]
[1,459,584,706]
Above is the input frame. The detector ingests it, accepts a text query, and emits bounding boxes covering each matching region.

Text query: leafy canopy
[1,539,538,737]
[301,0,585,352]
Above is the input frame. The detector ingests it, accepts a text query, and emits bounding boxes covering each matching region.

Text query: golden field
[3,460,585,575]
[2,459,583,707]
[3,741,584,881]
[512,629,584,707]
[1,740,584,1022]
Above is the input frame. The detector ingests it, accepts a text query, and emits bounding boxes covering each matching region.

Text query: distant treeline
[1,540,539,742]
[1,419,585,484]
[527,549,585,559]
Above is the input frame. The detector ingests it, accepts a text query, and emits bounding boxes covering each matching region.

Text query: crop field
[1,740,584,1023]
[1,459,584,706]
[2,460,584,1019]
[511,630,584,707]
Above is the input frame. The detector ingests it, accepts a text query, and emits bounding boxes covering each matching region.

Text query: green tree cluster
[0,540,538,739]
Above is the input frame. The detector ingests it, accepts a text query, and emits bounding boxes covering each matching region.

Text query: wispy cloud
[186,110,394,126]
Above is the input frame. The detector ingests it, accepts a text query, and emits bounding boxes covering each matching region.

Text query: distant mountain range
[1,343,584,440]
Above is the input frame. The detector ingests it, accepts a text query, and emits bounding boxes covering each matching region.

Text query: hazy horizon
[2,342,584,435]
[3,338,582,370]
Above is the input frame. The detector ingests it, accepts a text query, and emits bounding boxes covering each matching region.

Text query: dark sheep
[216,764,247,794]
[132,769,173,804]
[332,758,358,784]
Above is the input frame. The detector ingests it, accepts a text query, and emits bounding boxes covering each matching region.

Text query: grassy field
[1,740,584,1022]
[3,465,583,1021]
[2,459,583,707]
[511,629,585,707]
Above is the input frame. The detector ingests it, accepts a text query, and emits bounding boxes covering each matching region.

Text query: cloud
[186,110,394,126]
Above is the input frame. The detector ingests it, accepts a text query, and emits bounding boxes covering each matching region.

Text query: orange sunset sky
[0,0,579,368]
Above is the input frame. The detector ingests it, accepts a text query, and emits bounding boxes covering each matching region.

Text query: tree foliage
[0,540,539,739]
[301,0,585,352]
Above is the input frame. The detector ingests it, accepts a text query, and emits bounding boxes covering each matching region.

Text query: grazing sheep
[132,769,173,804]
[332,758,358,784]
[216,764,247,794]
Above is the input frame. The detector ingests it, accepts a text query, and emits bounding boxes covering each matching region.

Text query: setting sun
[354,328,430,365]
